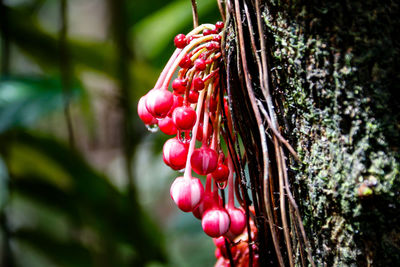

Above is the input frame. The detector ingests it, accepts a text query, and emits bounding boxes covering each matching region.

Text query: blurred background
[0,0,221,266]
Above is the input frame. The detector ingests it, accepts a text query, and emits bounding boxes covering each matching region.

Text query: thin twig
[217,0,226,21]
[191,0,199,28]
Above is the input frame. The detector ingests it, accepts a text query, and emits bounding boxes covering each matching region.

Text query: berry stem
[162,35,217,89]
[155,48,181,89]
[183,88,206,179]
[227,154,235,209]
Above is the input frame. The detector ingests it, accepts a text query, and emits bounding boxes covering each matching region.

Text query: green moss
[264,0,400,265]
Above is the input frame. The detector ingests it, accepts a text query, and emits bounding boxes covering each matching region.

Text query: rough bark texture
[263,0,400,265]
[224,0,399,266]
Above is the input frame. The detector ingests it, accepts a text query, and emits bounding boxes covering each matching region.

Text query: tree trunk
[223,0,399,265]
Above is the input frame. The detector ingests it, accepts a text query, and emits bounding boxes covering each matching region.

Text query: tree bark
[224,0,399,265]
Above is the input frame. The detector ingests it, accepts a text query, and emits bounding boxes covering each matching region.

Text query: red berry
[211,163,230,183]
[145,89,174,119]
[172,78,187,94]
[167,94,184,117]
[193,77,205,91]
[202,208,230,237]
[213,35,222,42]
[159,116,177,135]
[194,58,206,71]
[215,21,224,30]
[172,106,197,130]
[163,137,188,170]
[170,176,204,212]
[188,90,199,103]
[174,33,187,48]
[203,28,216,36]
[192,191,214,219]
[191,146,218,175]
[226,207,246,236]
[137,95,157,125]
[179,55,192,69]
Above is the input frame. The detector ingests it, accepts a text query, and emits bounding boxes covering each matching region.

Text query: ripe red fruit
[172,78,187,94]
[188,90,199,103]
[145,89,174,119]
[137,95,157,125]
[172,106,197,130]
[174,33,187,48]
[193,77,205,91]
[163,137,189,170]
[170,176,204,212]
[226,207,246,236]
[194,58,206,71]
[215,21,224,30]
[167,94,184,117]
[159,116,177,135]
[211,163,230,183]
[203,28,216,36]
[202,208,230,237]
[192,191,214,219]
[191,146,218,175]
[179,55,192,69]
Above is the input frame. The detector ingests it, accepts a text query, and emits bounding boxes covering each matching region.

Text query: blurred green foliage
[0,0,220,266]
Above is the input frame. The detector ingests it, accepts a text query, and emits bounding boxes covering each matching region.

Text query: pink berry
[188,90,199,103]
[192,191,214,219]
[211,163,230,183]
[170,176,204,212]
[193,77,205,91]
[137,95,157,125]
[226,207,246,236]
[159,116,177,135]
[172,106,197,130]
[163,137,188,170]
[215,21,224,30]
[145,89,174,119]
[172,78,187,94]
[179,55,192,69]
[202,208,230,237]
[194,58,206,71]
[191,146,218,175]
[174,33,187,48]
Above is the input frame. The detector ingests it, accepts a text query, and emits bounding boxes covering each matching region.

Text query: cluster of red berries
[138,22,258,266]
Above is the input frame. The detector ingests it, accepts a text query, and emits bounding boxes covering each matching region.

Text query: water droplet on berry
[146,124,159,133]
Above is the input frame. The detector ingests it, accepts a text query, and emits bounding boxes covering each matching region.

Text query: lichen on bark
[263,0,400,265]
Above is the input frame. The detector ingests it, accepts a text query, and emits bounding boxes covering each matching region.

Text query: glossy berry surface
[138,95,157,125]
[193,77,205,91]
[191,146,218,175]
[226,207,246,236]
[172,106,197,130]
[145,89,174,119]
[172,78,187,94]
[163,138,188,170]
[202,208,230,237]
[194,58,206,71]
[211,163,230,183]
[170,176,204,212]
[158,116,177,135]
[174,33,187,48]
[188,90,199,103]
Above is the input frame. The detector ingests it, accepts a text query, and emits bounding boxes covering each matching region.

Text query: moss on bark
[263,0,400,265]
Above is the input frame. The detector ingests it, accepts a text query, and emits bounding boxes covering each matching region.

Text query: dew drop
[146,124,159,133]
